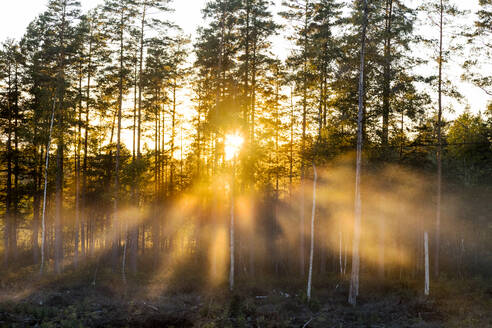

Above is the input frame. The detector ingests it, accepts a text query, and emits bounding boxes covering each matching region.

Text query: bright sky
[0,0,489,122]
[0,0,204,40]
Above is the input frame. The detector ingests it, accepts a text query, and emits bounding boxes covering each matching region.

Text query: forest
[0,0,491,327]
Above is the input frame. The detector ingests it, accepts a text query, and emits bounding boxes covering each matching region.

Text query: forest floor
[0,265,491,327]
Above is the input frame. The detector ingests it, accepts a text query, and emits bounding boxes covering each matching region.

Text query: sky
[0,0,489,122]
[0,0,204,40]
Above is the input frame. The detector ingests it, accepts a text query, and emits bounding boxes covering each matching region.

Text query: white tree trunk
[435,0,444,279]
[40,97,56,274]
[300,179,305,276]
[229,158,236,291]
[424,231,430,296]
[339,230,343,276]
[349,0,368,306]
[344,239,348,275]
[307,164,317,301]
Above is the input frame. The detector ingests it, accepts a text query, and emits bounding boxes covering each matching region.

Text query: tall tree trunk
[307,163,317,302]
[382,0,393,147]
[32,142,43,263]
[299,0,310,277]
[424,231,430,295]
[435,0,443,279]
[161,105,166,193]
[54,2,67,275]
[152,91,160,269]
[289,86,294,198]
[129,56,138,275]
[135,3,147,272]
[41,95,57,274]
[170,83,176,193]
[80,21,93,256]
[244,0,250,127]
[196,86,202,177]
[12,63,19,261]
[113,8,124,270]
[137,1,146,159]
[379,0,393,279]
[4,64,12,266]
[348,0,368,306]
[250,25,257,146]
[55,126,64,274]
[275,75,280,197]
[74,63,83,267]
[229,157,236,291]
[249,38,256,276]
[82,30,93,259]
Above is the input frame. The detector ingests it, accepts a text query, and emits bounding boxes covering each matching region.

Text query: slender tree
[348,0,367,307]
[103,0,138,270]
[281,0,315,277]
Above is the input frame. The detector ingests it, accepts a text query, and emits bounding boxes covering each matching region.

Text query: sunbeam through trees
[0,0,491,326]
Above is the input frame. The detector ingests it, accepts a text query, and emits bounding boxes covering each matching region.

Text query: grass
[0,265,491,327]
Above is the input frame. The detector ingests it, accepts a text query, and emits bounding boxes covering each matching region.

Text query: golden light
[224,133,244,161]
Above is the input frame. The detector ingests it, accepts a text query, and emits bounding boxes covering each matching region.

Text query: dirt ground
[0,269,491,327]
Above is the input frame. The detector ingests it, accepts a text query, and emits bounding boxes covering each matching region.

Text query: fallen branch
[146,304,159,312]
[302,317,313,328]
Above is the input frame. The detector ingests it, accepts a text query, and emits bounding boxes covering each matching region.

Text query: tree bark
[41,95,57,274]
[348,0,368,306]
[382,0,393,147]
[424,231,430,295]
[54,1,68,275]
[307,163,317,302]
[113,7,125,270]
[229,157,236,291]
[435,0,444,279]
[74,62,83,267]
[4,63,13,266]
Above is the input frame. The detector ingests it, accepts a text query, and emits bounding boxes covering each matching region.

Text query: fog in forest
[1,0,491,326]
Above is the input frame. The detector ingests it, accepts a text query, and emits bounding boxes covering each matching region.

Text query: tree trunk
[74,63,83,267]
[379,1,393,279]
[32,144,43,263]
[170,83,176,193]
[348,0,368,306]
[129,55,138,275]
[41,96,57,274]
[299,0,309,277]
[4,64,13,267]
[54,2,68,275]
[229,157,236,291]
[12,62,19,261]
[54,138,64,274]
[382,0,393,147]
[424,231,430,295]
[82,22,94,259]
[307,163,317,302]
[137,1,146,159]
[113,8,124,270]
[435,0,444,279]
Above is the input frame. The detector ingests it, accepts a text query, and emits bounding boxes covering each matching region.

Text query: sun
[224,133,244,161]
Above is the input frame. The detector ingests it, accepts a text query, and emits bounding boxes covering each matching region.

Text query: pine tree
[463,0,491,95]
[79,7,109,259]
[21,15,56,270]
[311,0,343,136]
[281,0,316,277]
[0,40,22,266]
[103,0,138,270]
[420,0,466,279]
[33,0,81,273]
[348,0,367,307]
